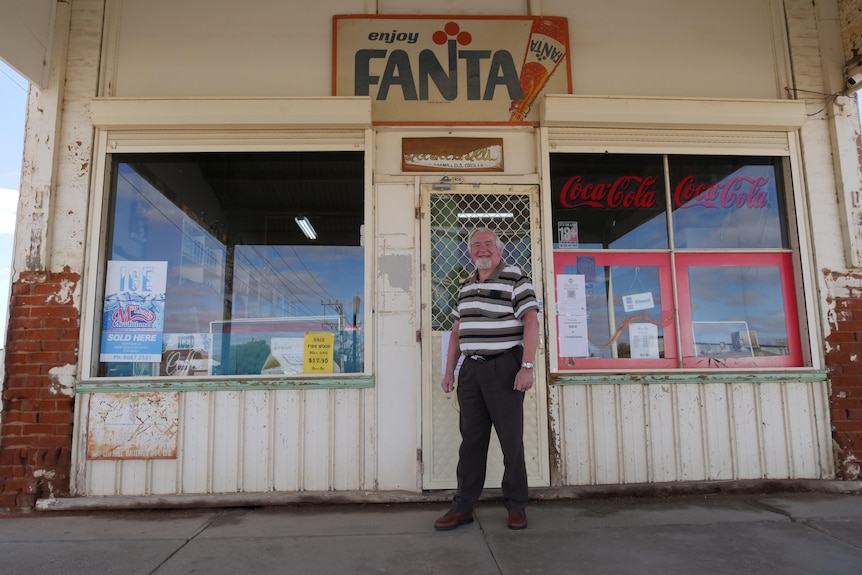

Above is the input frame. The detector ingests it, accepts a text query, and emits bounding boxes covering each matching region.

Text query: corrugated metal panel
[556,380,833,485]
[82,389,371,496]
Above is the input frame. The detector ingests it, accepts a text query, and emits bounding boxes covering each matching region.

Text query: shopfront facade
[1,0,860,509]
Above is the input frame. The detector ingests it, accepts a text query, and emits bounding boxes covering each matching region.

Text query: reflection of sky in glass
[672,164,784,249]
[234,245,364,324]
[608,212,668,250]
[111,163,364,327]
[688,266,787,346]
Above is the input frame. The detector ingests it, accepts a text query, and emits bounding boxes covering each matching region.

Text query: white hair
[467,227,504,251]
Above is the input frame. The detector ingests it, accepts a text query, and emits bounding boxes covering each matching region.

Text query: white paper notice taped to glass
[556,274,586,316]
[558,315,589,357]
[629,322,659,358]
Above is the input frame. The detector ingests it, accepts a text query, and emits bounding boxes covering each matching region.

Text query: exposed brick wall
[0,270,81,510]
[824,270,862,480]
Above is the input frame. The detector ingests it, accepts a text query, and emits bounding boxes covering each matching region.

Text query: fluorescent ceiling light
[457,212,514,219]
[295,216,317,239]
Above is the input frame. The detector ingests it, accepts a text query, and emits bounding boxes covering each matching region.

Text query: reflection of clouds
[726,290,766,306]
[673,165,783,248]
[235,245,365,317]
[689,266,787,342]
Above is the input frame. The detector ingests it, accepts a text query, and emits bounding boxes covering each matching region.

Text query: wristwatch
[521,361,534,369]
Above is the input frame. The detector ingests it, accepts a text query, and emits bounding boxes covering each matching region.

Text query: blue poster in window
[100,261,168,363]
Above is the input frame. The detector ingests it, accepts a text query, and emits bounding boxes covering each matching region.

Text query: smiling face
[469,229,503,273]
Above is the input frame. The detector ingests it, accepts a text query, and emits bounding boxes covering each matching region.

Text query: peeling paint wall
[839,0,862,63]
[809,0,862,477]
[0,0,101,509]
[822,269,862,479]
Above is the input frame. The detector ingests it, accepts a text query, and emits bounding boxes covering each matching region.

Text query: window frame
[552,250,678,370]
[80,98,374,387]
[545,152,805,372]
[675,251,803,368]
[539,96,816,374]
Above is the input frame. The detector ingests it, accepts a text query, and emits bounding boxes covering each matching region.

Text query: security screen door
[421,185,550,489]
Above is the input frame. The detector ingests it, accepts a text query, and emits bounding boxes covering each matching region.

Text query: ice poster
[101,261,168,363]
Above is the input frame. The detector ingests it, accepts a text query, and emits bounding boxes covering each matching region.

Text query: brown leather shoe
[507,509,528,530]
[434,509,474,531]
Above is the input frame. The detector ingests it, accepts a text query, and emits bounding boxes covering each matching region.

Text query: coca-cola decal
[559,174,771,209]
[560,176,658,209]
[673,175,769,209]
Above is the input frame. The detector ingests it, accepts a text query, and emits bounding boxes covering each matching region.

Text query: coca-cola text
[673,175,769,209]
[559,174,771,210]
[559,175,658,209]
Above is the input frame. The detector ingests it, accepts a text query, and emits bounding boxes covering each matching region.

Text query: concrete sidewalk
[1,491,862,574]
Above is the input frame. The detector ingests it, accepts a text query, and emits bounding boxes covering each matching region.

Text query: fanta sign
[333,16,571,124]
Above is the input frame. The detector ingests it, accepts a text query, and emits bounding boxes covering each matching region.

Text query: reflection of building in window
[693,321,755,358]
[733,330,758,351]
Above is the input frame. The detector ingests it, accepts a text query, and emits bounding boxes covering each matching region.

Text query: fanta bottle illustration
[509,18,569,122]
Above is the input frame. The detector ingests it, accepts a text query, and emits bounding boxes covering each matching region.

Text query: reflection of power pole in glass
[322,299,345,371]
[352,295,361,372]
[509,17,569,122]
[321,300,344,330]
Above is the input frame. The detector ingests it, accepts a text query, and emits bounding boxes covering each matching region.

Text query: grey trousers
[452,346,528,513]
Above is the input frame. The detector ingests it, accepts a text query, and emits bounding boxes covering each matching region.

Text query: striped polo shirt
[453,260,539,355]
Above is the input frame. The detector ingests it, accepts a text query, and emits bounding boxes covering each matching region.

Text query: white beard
[475,257,493,270]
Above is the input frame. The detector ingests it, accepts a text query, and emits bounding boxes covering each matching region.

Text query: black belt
[467,350,509,362]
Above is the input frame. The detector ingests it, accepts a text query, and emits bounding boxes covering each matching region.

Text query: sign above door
[333,15,572,125]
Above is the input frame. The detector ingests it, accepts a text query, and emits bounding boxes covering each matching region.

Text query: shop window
[96,151,366,378]
[550,153,802,370]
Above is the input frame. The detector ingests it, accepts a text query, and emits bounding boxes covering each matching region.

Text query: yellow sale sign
[304,332,335,374]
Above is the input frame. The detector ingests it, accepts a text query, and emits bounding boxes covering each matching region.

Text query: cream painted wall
[0,0,55,87]
[545,0,784,99]
[108,0,783,101]
[109,0,364,97]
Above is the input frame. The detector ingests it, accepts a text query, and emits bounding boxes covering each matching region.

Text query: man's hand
[441,373,456,393]
[514,368,534,392]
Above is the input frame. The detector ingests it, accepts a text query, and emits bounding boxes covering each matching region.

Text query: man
[434,227,540,531]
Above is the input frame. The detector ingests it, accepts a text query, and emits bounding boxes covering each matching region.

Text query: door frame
[419,183,550,490]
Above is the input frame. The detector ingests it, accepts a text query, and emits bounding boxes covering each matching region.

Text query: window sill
[76,375,374,394]
[550,370,827,386]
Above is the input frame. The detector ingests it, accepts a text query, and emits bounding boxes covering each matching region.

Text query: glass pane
[670,156,788,248]
[687,266,790,361]
[550,154,668,249]
[429,193,533,331]
[98,152,365,377]
[561,260,668,360]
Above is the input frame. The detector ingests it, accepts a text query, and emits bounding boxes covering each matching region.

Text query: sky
[0,60,26,345]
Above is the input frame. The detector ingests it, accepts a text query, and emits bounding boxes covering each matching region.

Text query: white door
[421,184,549,489]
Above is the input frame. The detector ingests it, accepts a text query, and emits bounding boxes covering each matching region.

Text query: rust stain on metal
[87,393,180,460]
